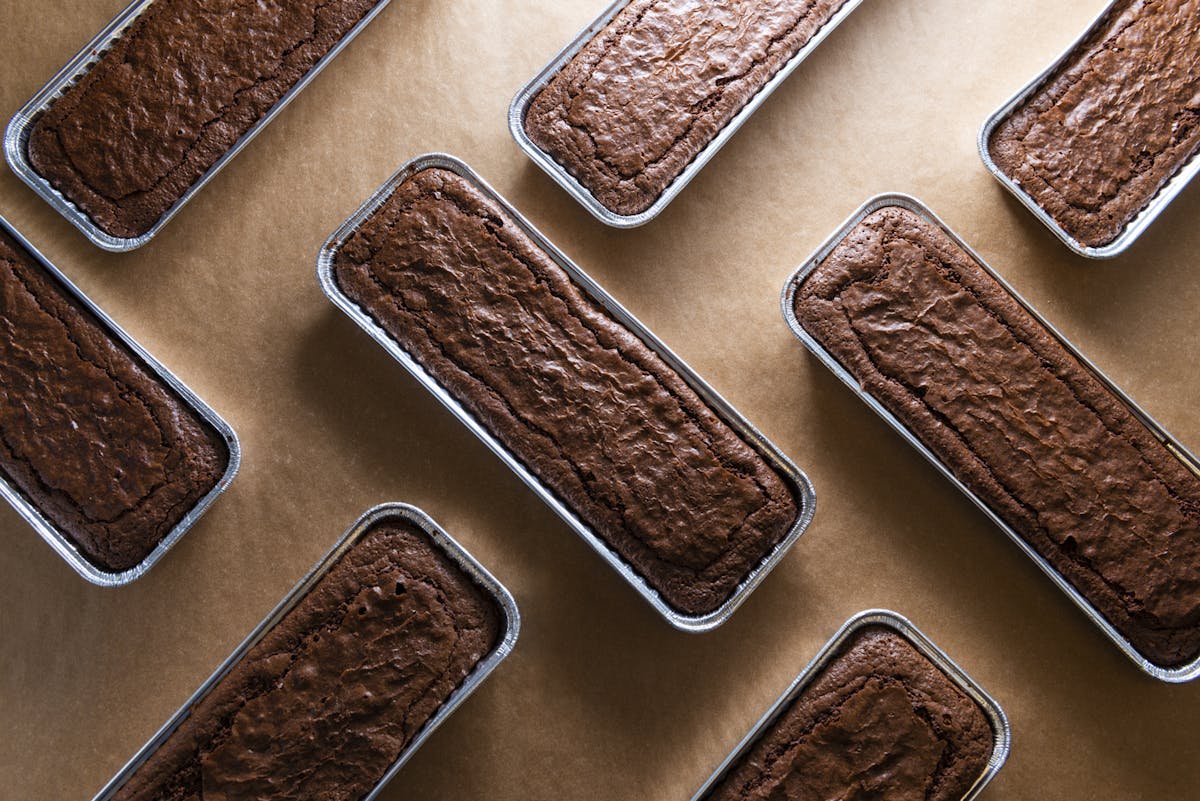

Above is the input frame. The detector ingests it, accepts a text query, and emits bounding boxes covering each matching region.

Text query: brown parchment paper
[2,0,1199,798]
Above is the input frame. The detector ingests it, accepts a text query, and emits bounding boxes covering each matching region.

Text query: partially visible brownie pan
[786,195,1200,679]
[9,0,390,248]
[984,0,1200,255]
[91,503,519,801]
[0,217,237,584]
[321,154,814,630]
[692,610,1008,801]
[514,0,863,224]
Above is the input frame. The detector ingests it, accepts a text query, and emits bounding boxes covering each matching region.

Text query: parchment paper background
[2,1,1199,798]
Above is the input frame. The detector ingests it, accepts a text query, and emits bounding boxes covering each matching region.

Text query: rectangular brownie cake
[987,0,1200,248]
[26,0,387,240]
[792,204,1200,668]
[702,624,995,801]
[106,515,502,800]
[523,0,852,217]
[0,228,229,574]
[332,166,799,617]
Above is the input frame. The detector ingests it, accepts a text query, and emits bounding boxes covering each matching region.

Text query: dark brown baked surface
[27,0,384,239]
[987,0,1200,248]
[111,517,502,801]
[706,626,994,801]
[333,167,798,616]
[524,0,849,216]
[0,229,228,572]
[793,206,1200,667]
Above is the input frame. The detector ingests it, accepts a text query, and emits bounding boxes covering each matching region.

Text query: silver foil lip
[978,0,1200,259]
[0,214,240,586]
[319,152,816,632]
[782,193,1200,682]
[88,502,520,801]
[4,0,393,251]
[688,609,1011,801]
[509,0,866,228]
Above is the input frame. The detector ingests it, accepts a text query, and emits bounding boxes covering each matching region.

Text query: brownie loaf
[988,0,1200,248]
[27,0,384,239]
[524,0,850,216]
[334,167,798,616]
[706,626,994,801]
[0,229,228,572]
[793,206,1200,667]
[111,517,502,801]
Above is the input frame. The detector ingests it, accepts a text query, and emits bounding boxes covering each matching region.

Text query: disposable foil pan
[509,0,865,228]
[782,193,1200,682]
[89,502,520,801]
[689,610,1011,801]
[978,0,1200,259]
[4,0,392,252]
[318,152,816,633]
[0,214,240,586]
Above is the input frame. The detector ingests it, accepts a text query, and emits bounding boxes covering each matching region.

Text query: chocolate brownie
[524,0,850,216]
[793,205,1200,667]
[333,167,799,616]
[988,0,1200,248]
[110,517,502,801]
[705,626,994,801]
[0,229,228,573]
[27,0,385,239]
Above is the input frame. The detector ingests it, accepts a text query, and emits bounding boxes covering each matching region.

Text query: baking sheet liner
[978,0,1200,259]
[782,193,1200,682]
[509,0,865,228]
[688,609,1011,801]
[0,214,240,586]
[88,502,521,801]
[318,152,816,633]
[3,0,392,252]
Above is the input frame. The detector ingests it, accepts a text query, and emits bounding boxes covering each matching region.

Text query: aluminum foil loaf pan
[509,0,865,227]
[0,214,240,586]
[978,0,1200,258]
[319,152,816,632]
[4,0,392,251]
[88,503,520,801]
[783,193,1200,682]
[689,610,1010,801]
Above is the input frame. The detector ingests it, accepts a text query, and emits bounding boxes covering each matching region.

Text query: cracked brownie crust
[111,517,502,801]
[0,229,228,573]
[987,0,1200,248]
[794,206,1200,667]
[27,0,385,239]
[705,626,994,801]
[333,167,798,616]
[524,0,849,216]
